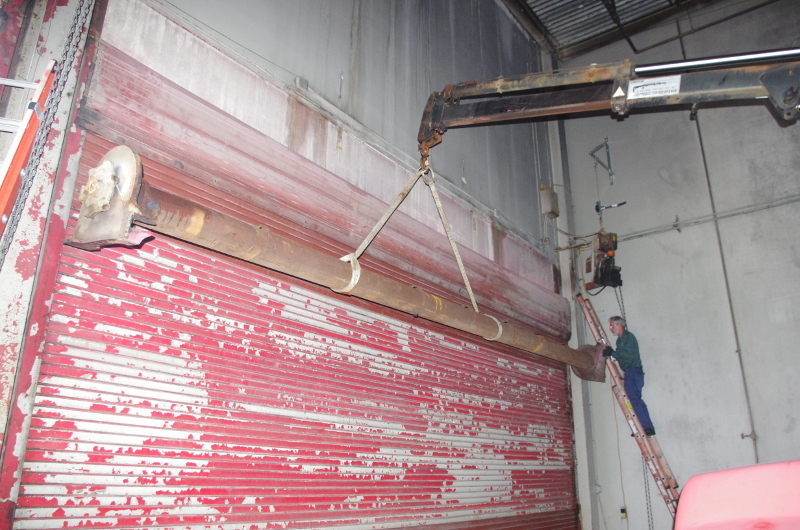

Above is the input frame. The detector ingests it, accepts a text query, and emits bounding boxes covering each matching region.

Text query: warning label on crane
[627,75,682,100]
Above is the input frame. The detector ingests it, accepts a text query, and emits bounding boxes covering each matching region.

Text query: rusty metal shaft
[443,61,632,101]
[136,182,604,380]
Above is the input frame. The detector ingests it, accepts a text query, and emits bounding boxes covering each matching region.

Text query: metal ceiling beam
[498,0,558,55]
[599,0,639,54]
[555,0,720,61]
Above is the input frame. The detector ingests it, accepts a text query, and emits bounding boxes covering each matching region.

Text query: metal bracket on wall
[760,63,800,122]
[590,137,614,185]
[69,146,152,250]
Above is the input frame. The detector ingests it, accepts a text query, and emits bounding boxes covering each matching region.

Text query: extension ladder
[576,293,680,518]
[0,60,56,239]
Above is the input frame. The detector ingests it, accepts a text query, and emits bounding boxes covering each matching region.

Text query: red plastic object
[674,460,800,530]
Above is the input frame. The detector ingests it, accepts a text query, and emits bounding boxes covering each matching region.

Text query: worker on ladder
[604,316,657,436]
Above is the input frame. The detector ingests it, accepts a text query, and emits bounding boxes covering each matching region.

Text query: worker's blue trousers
[623,366,655,432]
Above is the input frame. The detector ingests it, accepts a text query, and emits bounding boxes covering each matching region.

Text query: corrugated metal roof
[532,0,674,45]
[500,0,725,60]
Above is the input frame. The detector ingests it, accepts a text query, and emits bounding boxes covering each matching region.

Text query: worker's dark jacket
[614,330,642,371]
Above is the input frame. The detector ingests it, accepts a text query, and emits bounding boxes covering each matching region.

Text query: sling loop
[341,161,479,312]
[483,315,504,341]
[333,253,361,294]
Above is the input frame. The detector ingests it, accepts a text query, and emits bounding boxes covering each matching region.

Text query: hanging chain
[629,292,653,528]
[615,285,627,323]
[643,455,655,530]
[594,158,602,202]
[0,0,95,272]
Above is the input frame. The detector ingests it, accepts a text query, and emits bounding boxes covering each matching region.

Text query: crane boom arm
[418,50,800,165]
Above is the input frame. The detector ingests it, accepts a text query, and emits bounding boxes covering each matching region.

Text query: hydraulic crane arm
[418,49,800,165]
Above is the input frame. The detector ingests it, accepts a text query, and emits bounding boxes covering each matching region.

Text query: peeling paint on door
[15,202,577,529]
[15,232,575,528]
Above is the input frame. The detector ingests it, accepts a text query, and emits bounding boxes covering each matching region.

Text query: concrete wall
[148,0,556,256]
[561,0,800,528]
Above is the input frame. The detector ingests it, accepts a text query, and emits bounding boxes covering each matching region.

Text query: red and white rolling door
[13,158,578,529]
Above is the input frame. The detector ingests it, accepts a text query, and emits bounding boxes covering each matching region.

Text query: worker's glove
[602,346,613,358]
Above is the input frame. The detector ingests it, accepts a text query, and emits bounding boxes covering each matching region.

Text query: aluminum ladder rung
[0,78,40,133]
[0,78,38,89]
[0,117,23,133]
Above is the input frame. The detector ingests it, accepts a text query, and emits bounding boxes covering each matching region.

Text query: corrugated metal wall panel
[15,234,578,529]
[13,151,579,528]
